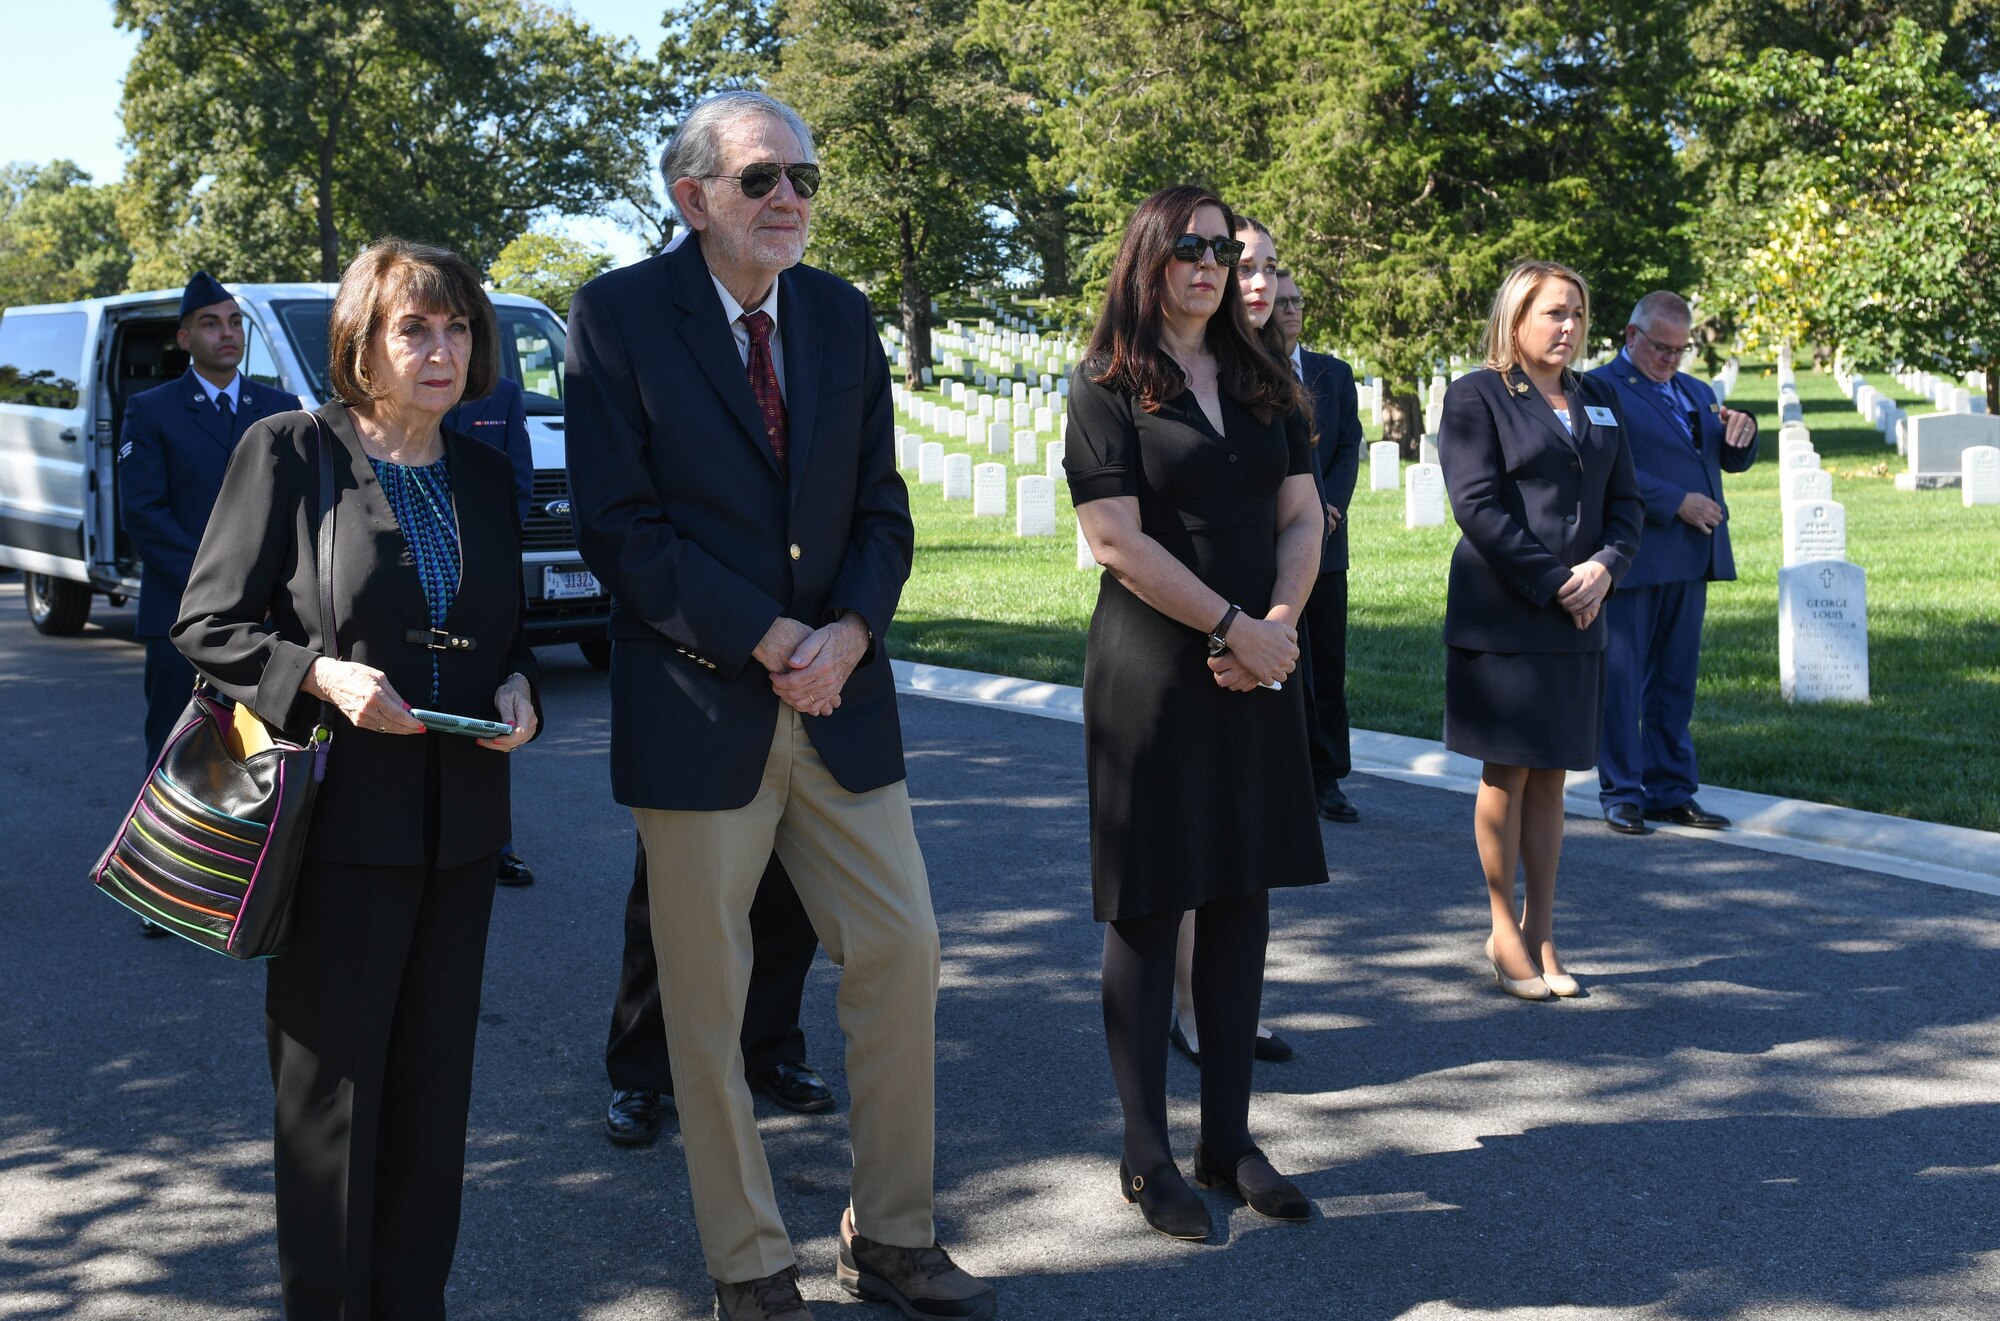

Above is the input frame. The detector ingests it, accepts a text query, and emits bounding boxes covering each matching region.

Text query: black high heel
[1192,1144,1310,1222]
[1118,1158,1212,1240]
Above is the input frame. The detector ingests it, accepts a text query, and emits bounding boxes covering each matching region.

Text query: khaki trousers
[631,707,939,1284]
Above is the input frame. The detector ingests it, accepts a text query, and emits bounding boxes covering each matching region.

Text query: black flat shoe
[1254,1031,1295,1063]
[1193,1144,1310,1222]
[748,1062,835,1114]
[1168,1019,1199,1065]
[605,1088,670,1146]
[1317,784,1360,823]
[496,851,536,886]
[1119,1158,1211,1240]
[1645,799,1730,829]
[1604,803,1650,835]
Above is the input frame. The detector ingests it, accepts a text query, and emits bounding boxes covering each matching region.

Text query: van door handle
[60,428,79,443]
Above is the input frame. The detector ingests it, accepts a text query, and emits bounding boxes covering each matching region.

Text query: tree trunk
[1988,358,1998,416]
[1382,392,1422,459]
[899,210,931,387]
[316,124,340,282]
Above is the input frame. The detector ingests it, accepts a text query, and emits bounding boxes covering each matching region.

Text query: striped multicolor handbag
[90,415,338,959]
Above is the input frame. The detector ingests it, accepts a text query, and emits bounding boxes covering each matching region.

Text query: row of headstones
[1828,362,2000,496]
[899,440,1065,537]
[1772,422,1869,702]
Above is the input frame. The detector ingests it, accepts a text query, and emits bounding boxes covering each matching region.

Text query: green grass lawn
[885,358,2000,832]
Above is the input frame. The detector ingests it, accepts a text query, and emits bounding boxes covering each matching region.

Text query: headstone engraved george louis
[1369,441,1400,491]
[1015,476,1057,536]
[1779,560,1869,703]
[942,452,972,499]
[918,442,944,485]
[973,462,1007,515]
[1404,462,1447,528]
[1784,500,1846,566]
[1965,445,2000,506]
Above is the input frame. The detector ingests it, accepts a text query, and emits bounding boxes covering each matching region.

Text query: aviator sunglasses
[700,162,823,199]
[1171,234,1246,267]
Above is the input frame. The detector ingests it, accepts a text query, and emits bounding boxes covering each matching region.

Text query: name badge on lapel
[1584,405,1617,427]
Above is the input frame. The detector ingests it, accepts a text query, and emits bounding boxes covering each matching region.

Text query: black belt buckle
[407,627,477,653]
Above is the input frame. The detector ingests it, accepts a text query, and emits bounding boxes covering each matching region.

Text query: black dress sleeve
[1284,407,1312,477]
[1063,368,1142,505]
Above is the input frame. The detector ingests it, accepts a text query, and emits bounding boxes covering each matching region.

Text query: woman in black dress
[1065,186,1327,1239]
[1436,261,1642,1001]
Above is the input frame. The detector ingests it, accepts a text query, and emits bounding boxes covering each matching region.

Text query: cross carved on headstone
[1820,566,1837,588]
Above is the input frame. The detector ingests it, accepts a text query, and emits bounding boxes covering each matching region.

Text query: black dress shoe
[1254,1031,1295,1063]
[748,1062,834,1114]
[604,1088,670,1146]
[496,851,535,886]
[1646,799,1731,830]
[1168,1019,1199,1065]
[1316,783,1360,823]
[1193,1143,1310,1221]
[1119,1158,1212,1240]
[1604,803,1650,835]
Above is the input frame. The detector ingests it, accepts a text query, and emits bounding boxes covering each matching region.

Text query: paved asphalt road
[4,568,2000,1320]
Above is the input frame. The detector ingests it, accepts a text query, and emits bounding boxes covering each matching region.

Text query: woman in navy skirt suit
[1437,261,1643,1000]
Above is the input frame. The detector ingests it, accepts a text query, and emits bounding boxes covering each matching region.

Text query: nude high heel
[1486,935,1552,1001]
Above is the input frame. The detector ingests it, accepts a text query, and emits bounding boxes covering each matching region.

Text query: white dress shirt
[193,370,242,412]
[710,271,786,404]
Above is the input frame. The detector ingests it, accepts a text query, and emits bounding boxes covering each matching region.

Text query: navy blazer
[119,369,292,637]
[173,404,540,868]
[1298,349,1364,573]
[443,375,534,522]
[1438,367,1644,654]
[563,238,913,811]
[1587,354,1758,589]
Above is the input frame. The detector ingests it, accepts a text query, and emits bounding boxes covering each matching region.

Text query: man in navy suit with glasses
[1587,291,1759,836]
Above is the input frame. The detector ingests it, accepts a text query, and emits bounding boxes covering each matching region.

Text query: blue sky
[0,1,673,266]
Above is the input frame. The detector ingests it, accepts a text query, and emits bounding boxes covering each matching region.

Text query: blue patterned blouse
[371,457,460,704]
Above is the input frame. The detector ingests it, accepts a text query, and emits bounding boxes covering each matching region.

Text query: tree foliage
[489,231,614,316]
[115,0,660,283]
[0,161,132,306]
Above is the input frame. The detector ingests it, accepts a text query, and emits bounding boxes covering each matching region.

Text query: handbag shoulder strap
[307,414,339,771]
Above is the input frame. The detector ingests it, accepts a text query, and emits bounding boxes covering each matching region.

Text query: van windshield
[272,299,568,416]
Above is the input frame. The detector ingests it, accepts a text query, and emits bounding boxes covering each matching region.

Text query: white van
[0,283,609,664]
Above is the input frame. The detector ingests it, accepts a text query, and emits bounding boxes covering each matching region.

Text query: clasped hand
[1205,612,1298,692]
[304,658,537,750]
[756,614,867,717]
[1557,560,1610,631]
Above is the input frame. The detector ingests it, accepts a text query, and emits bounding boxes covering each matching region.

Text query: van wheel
[25,573,92,635]
[578,638,612,670]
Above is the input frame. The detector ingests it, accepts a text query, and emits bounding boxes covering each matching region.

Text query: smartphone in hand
[408,708,515,739]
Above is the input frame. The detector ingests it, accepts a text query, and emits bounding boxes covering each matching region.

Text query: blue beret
[179,271,233,321]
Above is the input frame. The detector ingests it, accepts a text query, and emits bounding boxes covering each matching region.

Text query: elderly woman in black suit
[1437,260,1641,1002]
[174,238,539,1317]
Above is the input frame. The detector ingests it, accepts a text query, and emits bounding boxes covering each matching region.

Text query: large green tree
[0,161,132,306]
[115,0,659,284]
[489,230,613,316]
[769,0,1024,374]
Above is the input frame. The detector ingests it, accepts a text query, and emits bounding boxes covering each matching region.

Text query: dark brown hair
[327,238,499,406]
[1087,186,1302,424]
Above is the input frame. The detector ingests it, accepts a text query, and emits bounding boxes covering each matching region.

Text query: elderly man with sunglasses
[1586,290,1758,837]
[564,91,997,1321]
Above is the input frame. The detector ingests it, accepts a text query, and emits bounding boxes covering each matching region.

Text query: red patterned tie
[741,311,788,470]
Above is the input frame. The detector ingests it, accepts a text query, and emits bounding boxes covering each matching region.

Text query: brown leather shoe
[836,1207,997,1320]
[714,1265,813,1319]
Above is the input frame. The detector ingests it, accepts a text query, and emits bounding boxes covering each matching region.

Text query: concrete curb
[893,658,2000,898]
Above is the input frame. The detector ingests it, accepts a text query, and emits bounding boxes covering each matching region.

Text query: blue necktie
[216,392,233,418]
[1652,376,1693,445]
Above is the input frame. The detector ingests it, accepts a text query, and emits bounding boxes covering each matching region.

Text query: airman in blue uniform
[1587,290,1759,835]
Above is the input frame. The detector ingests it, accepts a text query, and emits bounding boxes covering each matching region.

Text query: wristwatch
[1206,604,1242,657]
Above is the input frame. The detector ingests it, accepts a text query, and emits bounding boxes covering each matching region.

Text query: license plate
[542,566,602,601]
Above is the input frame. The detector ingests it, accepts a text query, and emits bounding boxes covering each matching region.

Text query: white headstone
[972,462,1007,515]
[1904,411,2000,488]
[897,434,922,472]
[1008,428,1033,464]
[920,367,933,385]
[993,398,1012,426]
[1780,399,1804,425]
[1779,444,1821,475]
[1784,500,1847,567]
[1076,520,1097,570]
[918,442,944,485]
[1779,560,1869,703]
[1369,441,1400,491]
[1015,476,1057,536]
[1404,463,1447,528]
[1779,422,1811,451]
[947,411,967,439]
[1045,440,1066,480]
[977,394,994,418]
[1782,466,1833,508]
[1034,406,1053,433]
[987,421,1009,455]
[1419,435,1440,466]
[1855,384,1880,422]
[942,452,972,500]
[1424,399,1445,434]
[1963,445,2000,506]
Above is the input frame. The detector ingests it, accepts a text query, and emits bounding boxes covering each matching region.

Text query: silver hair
[1629,290,1692,333]
[659,91,818,218]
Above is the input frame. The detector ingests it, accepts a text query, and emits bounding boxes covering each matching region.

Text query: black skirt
[1443,647,1604,771]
